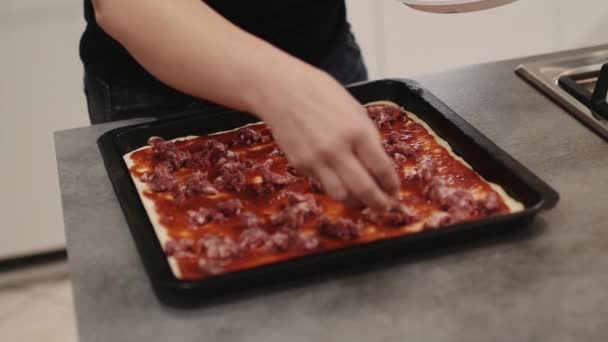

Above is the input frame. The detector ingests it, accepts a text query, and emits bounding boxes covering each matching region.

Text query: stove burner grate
[559,64,608,120]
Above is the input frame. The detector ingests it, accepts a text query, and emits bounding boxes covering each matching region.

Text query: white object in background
[398,0,519,13]
[0,0,87,260]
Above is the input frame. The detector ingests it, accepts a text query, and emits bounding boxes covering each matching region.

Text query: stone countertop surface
[56,52,608,342]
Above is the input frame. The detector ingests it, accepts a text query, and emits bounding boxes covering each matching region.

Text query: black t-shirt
[80,0,347,90]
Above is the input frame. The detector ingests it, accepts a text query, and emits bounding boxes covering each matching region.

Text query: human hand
[251,66,400,210]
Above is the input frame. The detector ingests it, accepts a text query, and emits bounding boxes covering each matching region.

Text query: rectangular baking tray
[98,79,559,307]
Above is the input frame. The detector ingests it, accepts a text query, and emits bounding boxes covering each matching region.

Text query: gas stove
[516,45,608,140]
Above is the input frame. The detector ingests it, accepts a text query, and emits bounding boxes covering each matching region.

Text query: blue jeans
[84,30,368,124]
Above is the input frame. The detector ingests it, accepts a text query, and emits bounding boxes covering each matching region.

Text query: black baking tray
[98,79,559,307]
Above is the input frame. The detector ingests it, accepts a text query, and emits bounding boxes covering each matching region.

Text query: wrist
[241,57,325,122]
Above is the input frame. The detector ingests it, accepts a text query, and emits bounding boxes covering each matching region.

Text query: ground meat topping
[298,233,320,250]
[262,167,295,186]
[239,228,297,253]
[140,162,178,192]
[216,199,244,217]
[268,148,283,157]
[184,151,209,169]
[197,258,227,275]
[214,169,246,192]
[309,178,324,193]
[270,192,321,230]
[424,211,453,229]
[181,171,218,197]
[148,136,176,154]
[424,177,475,222]
[478,192,500,214]
[287,191,313,205]
[367,105,405,129]
[203,139,228,160]
[384,140,416,158]
[187,207,225,226]
[252,166,296,194]
[239,227,270,250]
[362,202,418,227]
[252,159,274,172]
[286,164,299,176]
[197,234,240,274]
[266,230,295,252]
[230,128,273,147]
[416,156,436,182]
[375,112,393,129]
[383,131,417,158]
[163,239,195,258]
[394,153,407,164]
[147,136,191,169]
[216,150,240,166]
[387,131,402,144]
[425,177,474,209]
[199,234,240,259]
[181,139,235,169]
[218,155,256,174]
[239,212,261,229]
[218,160,243,175]
[318,216,361,241]
[164,149,191,169]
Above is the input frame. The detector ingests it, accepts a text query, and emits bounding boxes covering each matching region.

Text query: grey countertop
[56,52,608,342]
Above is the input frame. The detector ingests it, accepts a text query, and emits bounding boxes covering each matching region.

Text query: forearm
[94,0,399,208]
[93,0,316,118]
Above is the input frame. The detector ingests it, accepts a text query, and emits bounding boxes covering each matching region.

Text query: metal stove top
[516,45,608,140]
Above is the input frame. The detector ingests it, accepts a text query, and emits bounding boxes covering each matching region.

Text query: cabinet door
[381,0,555,76]
[0,1,88,259]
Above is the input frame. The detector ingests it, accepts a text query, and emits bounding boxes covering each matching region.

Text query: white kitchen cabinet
[0,1,88,259]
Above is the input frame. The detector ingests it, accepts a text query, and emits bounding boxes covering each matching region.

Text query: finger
[282,141,316,177]
[314,164,348,202]
[354,130,401,196]
[331,153,391,211]
[343,197,364,209]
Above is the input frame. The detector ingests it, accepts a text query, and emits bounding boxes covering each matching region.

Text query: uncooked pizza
[124,101,523,280]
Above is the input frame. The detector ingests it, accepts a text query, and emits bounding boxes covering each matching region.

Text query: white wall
[557,0,608,49]
[347,0,608,78]
[1,0,607,259]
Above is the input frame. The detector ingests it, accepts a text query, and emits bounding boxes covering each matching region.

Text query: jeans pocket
[345,31,362,56]
[84,70,211,123]
[319,29,368,85]
[108,84,198,120]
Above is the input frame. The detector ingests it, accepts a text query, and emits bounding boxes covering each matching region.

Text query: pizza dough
[123,101,524,280]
